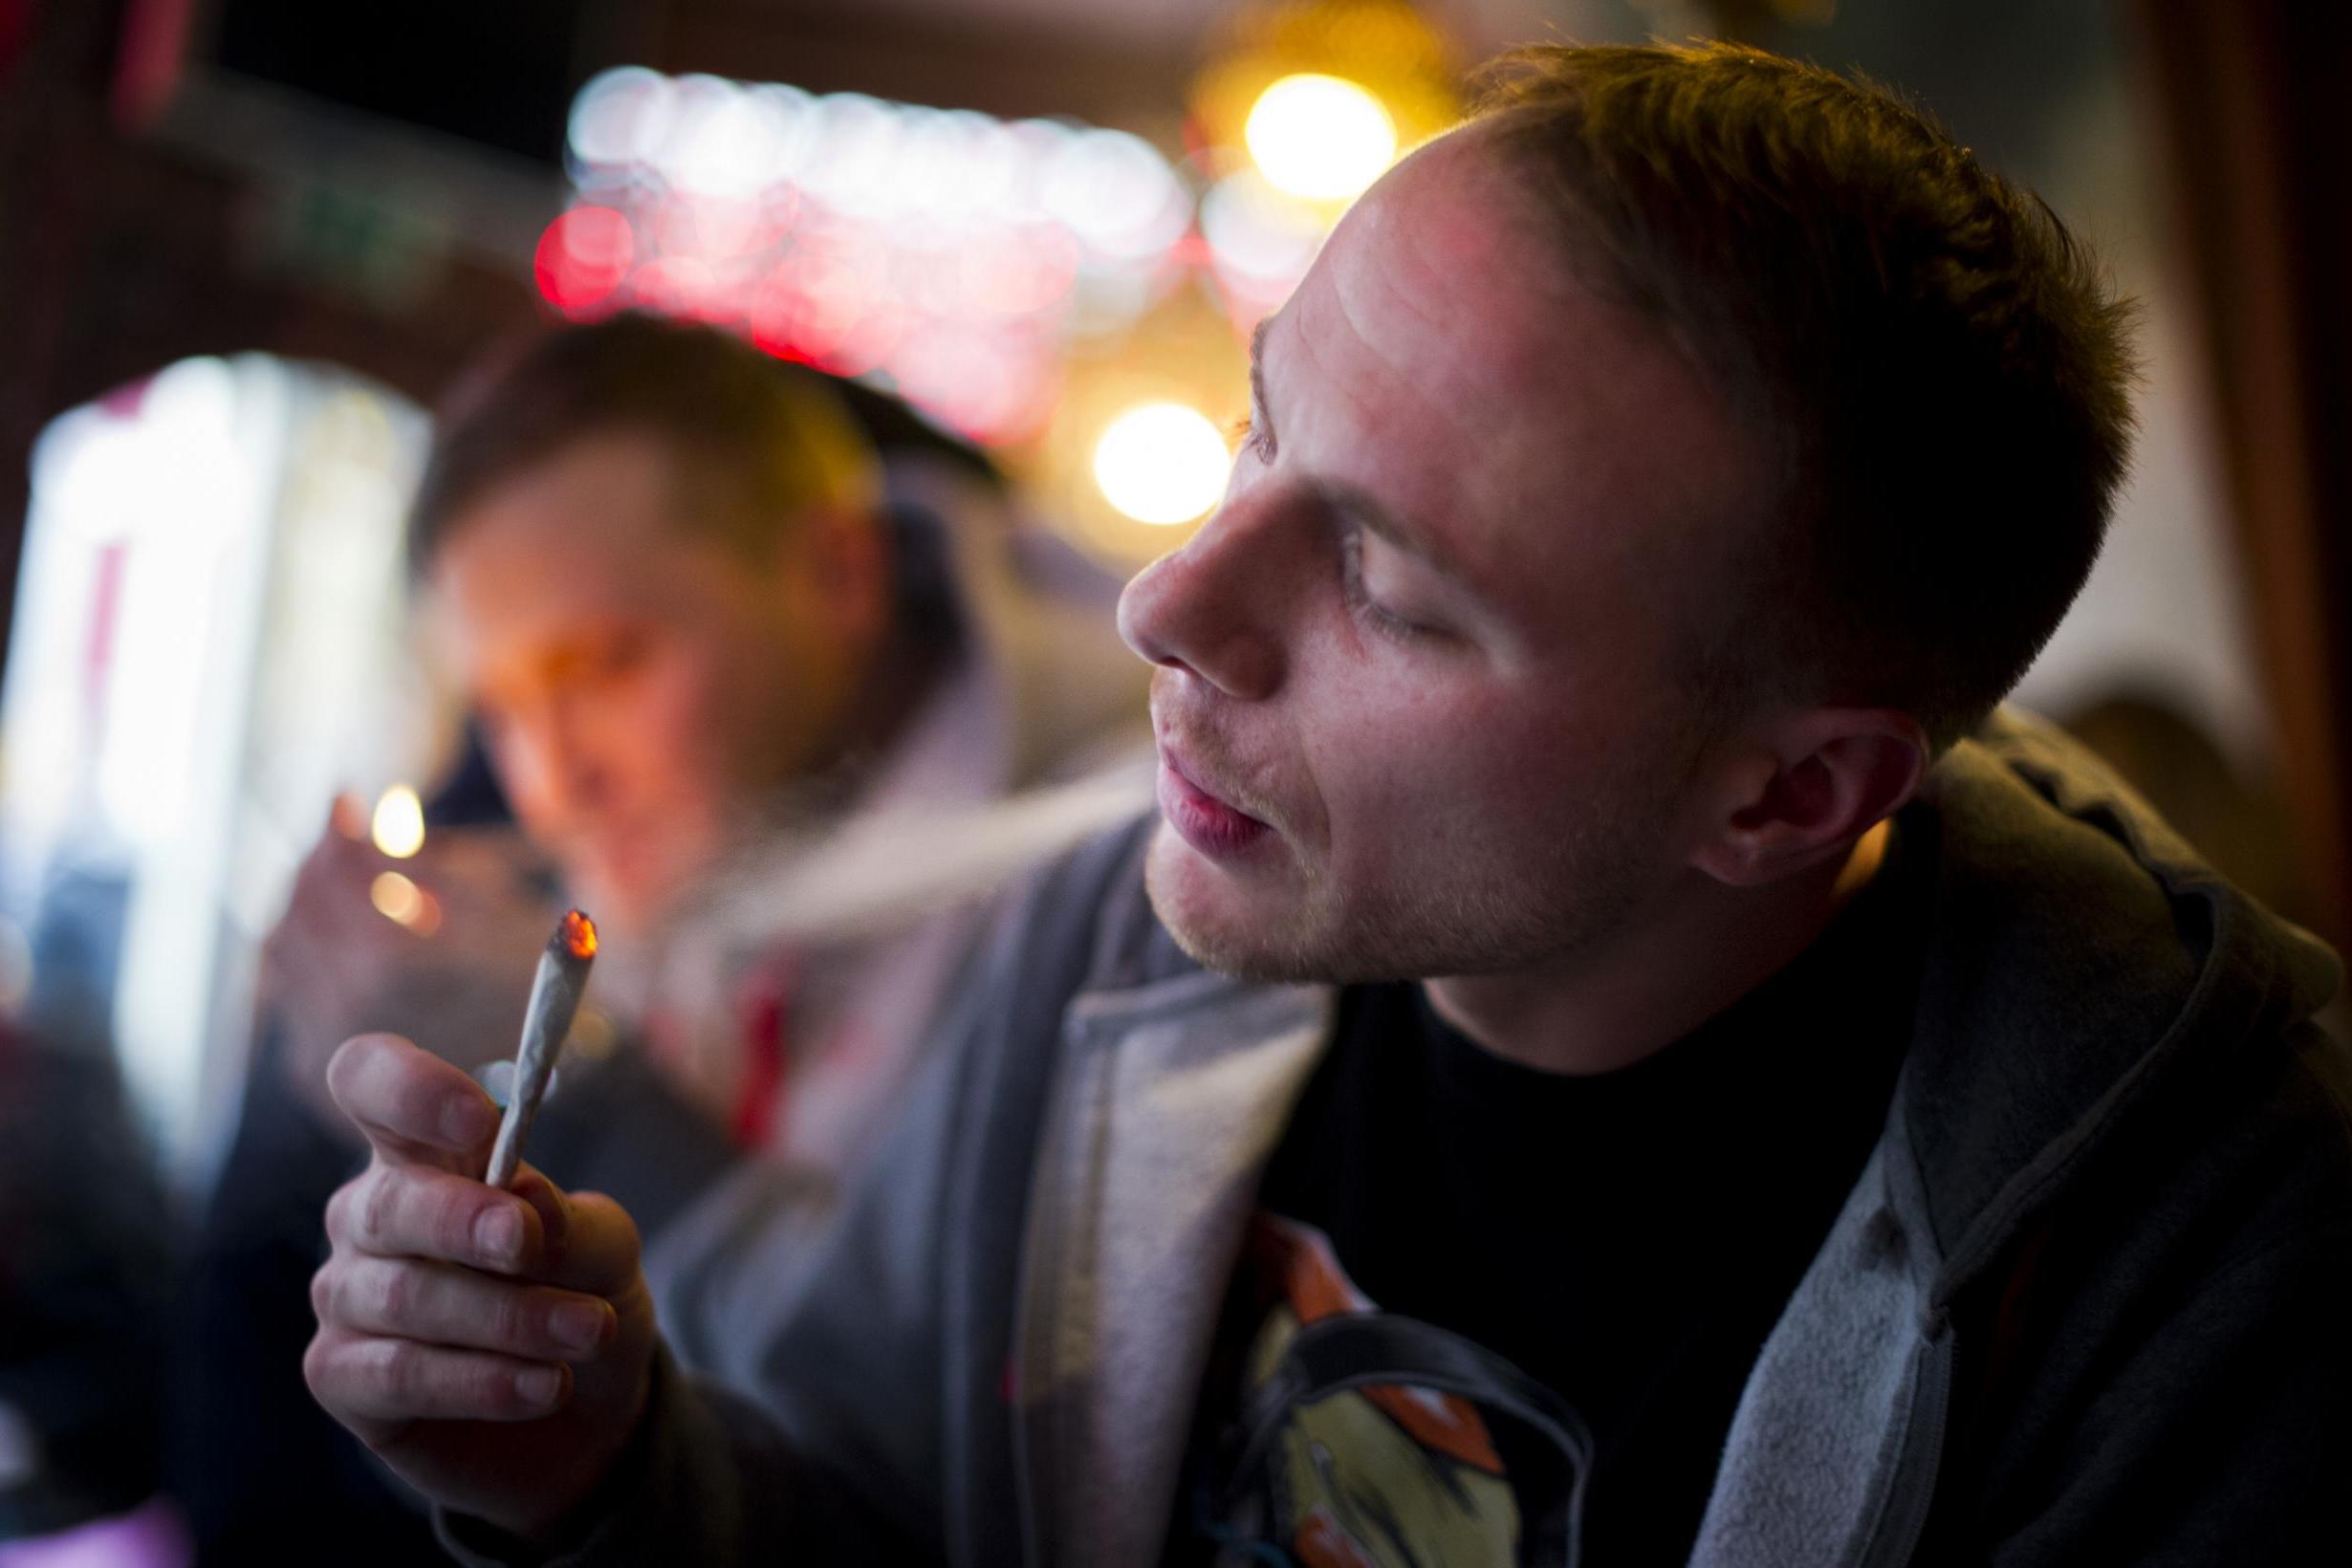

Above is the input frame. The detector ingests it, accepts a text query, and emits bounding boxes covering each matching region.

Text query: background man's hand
[263,805,559,1134]
[304,1034,657,1539]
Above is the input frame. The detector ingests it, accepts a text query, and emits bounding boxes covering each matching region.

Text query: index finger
[327,1033,500,1169]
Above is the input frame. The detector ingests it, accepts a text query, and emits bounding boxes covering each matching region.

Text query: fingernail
[551,1302,605,1354]
[474,1206,523,1270]
[515,1366,562,1410]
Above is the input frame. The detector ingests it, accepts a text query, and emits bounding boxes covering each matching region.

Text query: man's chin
[566,862,674,941]
[1143,821,1328,985]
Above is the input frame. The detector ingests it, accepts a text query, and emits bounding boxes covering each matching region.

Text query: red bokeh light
[534,207,636,315]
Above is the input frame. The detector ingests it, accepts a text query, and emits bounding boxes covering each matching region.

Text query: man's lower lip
[1158,760,1273,859]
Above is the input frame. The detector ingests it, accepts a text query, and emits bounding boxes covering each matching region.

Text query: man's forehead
[1318,136,1567,395]
[431,439,744,644]
[1261,132,1763,623]
[1346,134,1547,282]
[1274,151,1602,480]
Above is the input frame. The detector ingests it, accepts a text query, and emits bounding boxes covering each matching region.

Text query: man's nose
[1116,503,1286,702]
[498,700,609,836]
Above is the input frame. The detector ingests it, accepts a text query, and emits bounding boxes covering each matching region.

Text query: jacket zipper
[1857,1327,1955,1568]
[1011,1027,1090,1568]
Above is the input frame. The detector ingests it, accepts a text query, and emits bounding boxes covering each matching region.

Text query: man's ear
[785,507,892,641]
[1686,708,1927,887]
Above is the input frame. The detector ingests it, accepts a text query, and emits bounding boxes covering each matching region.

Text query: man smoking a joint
[306,44,2351,1567]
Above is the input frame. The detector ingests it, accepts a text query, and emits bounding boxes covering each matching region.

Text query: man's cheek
[1318,768,1428,884]
[628,665,727,796]
[1368,754,1498,870]
[682,659,785,792]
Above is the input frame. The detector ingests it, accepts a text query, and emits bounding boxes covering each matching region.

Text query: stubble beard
[1142,779,1668,988]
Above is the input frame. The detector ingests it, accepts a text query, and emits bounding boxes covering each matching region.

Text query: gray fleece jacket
[445,709,2352,1566]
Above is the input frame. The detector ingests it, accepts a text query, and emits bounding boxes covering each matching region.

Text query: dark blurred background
[0,0,2345,1558]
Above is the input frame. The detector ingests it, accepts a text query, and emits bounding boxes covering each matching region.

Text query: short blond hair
[1472,44,2139,753]
[410,313,880,573]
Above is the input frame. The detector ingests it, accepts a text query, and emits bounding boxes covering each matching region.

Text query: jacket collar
[1013,965,1334,1567]
[1899,709,2341,1300]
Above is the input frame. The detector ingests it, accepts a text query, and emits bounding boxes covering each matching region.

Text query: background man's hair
[1472,43,2140,755]
[407,313,882,575]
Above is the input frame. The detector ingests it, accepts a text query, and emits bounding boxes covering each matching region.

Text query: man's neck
[784,621,954,824]
[1423,819,1892,1077]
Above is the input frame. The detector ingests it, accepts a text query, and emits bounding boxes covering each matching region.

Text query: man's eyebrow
[1252,316,1472,589]
[1329,485,1470,585]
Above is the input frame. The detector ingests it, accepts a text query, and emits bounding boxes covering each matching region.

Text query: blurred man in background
[175,316,1143,1560]
[307,44,2350,1567]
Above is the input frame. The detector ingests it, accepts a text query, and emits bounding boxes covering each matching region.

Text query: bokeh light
[368,870,439,935]
[1244,74,1398,202]
[1093,403,1232,526]
[370,784,425,859]
[566,66,672,171]
[534,206,635,314]
[555,71,1195,446]
[1200,168,1330,325]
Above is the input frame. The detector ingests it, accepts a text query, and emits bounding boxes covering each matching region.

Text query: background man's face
[428,431,865,933]
[1119,133,1767,983]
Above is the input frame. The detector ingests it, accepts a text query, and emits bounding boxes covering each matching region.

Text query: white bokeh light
[370,783,425,859]
[1245,74,1398,203]
[1093,403,1232,526]
[568,67,672,170]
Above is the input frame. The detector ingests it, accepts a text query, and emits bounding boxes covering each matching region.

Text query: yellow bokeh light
[1244,74,1397,203]
[371,784,425,859]
[1092,403,1232,526]
[369,870,439,935]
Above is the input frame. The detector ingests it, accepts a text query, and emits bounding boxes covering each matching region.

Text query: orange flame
[561,908,599,960]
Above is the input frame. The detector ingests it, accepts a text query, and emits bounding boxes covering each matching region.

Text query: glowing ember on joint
[561,908,598,960]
